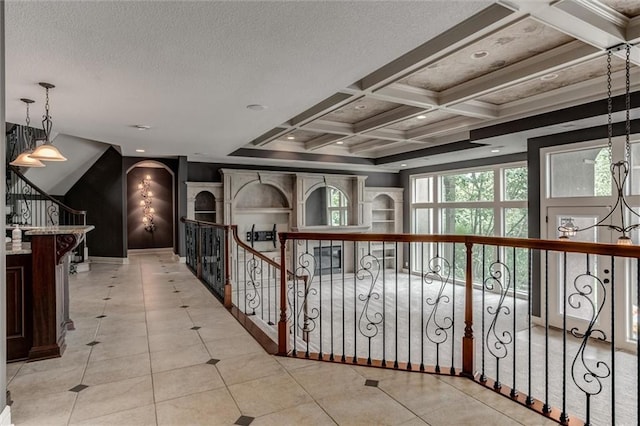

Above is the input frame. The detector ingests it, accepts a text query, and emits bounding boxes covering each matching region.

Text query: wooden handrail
[9,166,86,217]
[279,231,640,258]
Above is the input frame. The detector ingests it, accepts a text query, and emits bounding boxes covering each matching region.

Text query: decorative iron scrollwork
[290,250,319,340]
[424,255,454,371]
[485,260,513,389]
[356,253,383,344]
[245,256,262,314]
[569,271,611,399]
[47,203,59,226]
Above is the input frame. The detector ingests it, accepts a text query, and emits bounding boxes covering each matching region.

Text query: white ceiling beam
[349,139,393,154]
[354,105,425,133]
[627,16,640,44]
[440,40,600,105]
[407,116,480,139]
[370,84,439,109]
[498,67,640,119]
[362,127,406,142]
[300,120,353,136]
[445,100,499,119]
[305,133,346,151]
[512,0,640,65]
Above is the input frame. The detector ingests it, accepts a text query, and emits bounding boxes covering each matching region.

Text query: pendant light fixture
[30,82,67,161]
[9,98,45,168]
[558,44,638,245]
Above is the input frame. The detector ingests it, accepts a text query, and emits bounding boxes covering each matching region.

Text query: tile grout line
[143,258,160,426]
[64,267,114,426]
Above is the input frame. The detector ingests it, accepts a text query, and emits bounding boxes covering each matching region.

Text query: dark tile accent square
[364,379,379,387]
[173,290,181,293]
[168,279,174,282]
[180,305,189,309]
[235,415,254,426]
[206,358,220,365]
[69,384,89,393]
[107,285,115,288]
[86,341,100,347]
[103,297,111,301]
[191,326,201,330]
[96,315,106,319]
[111,276,117,278]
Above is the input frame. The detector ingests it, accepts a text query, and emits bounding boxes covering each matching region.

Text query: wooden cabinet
[6,254,32,361]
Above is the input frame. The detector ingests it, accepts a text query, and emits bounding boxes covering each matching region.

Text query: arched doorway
[126,161,175,249]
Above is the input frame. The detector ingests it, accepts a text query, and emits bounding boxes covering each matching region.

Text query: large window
[328,187,348,226]
[411,163,528,289]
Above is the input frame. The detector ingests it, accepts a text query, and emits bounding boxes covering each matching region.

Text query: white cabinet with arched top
[186,182,223,223]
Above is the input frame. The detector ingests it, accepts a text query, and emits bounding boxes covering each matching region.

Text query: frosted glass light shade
[30,142,67,161]
[9,152,46,167]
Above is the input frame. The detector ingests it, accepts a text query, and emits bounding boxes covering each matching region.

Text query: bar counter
[5,225,94,361]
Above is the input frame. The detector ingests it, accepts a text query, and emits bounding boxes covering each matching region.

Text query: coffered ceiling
[241,0,640,170]
[5,1,640,172]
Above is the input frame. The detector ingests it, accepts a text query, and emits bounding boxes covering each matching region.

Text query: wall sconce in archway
[138,175,156,232]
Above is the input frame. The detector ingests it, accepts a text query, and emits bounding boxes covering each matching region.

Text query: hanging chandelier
[30,82,67,162]
[9,98,45,168]
[558,43,638,245]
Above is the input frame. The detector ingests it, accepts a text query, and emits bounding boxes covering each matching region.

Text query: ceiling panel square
[321,97,399,124]
[397,18,574,92]
[277,129,322,143]
[387,110,458,130]
[476,55,628,105]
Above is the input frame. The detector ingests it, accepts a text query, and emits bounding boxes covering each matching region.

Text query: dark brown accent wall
[126,167,174,249]
[65,147,126,258]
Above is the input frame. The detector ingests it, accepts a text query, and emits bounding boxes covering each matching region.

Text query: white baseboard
[173,255,186,263]
[89,256,130,265]
[0,405,12,426]
[73,262,91,273]
[127,248,174,254]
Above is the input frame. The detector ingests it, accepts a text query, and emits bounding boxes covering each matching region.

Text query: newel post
[196,224,202,279]
[462,241,475,377]
[277,234,289,355]
[223,226,232,309]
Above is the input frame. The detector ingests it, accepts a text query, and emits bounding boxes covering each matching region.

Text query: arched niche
[305,185,349,226]
[194,191,216,222]
[235,182,289,209]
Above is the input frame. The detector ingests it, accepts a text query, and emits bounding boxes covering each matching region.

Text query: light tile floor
[6,251,557,425]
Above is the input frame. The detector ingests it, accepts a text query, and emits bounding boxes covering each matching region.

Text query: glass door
[546,207,613,339]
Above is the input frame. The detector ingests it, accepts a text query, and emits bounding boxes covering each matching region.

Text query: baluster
[610,256,615,425]
[511,246,517,399]
[464,241,475,379]
[543,250,551,414]
[353,240,357,363]
[451,242,456,375]
[526,248,534,406]
[330,239,334,361]
[560,251,568,424]
[382,240,386,368]
[407,241,412,371]
[420,241,425,372]
[319,239,323,359]
[394,242,399,369]
[480,244,486,382]
[341,240,346,363]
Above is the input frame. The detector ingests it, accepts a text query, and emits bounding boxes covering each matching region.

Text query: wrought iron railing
[6,165,87,263]
[276,232,640,426]
[183,218,231,306]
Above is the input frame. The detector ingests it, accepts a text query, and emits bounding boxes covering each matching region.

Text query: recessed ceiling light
[246,104,267,111]
[135,149,145,153]
[416,115,427,120]
[286,135,295,140]
[336,141,344,145]
[400,163,407,167]
[471,50,489,59]
[540,73,559,81]
[133,124,151,130]
[491,149,500,153]
[354,104,367,110]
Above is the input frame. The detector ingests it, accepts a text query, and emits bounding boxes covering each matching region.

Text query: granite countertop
[24,225,95,236]
[6,242,32,255]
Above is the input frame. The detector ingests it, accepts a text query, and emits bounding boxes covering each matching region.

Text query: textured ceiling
[4,0,492,165]
[5,0,640,173]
